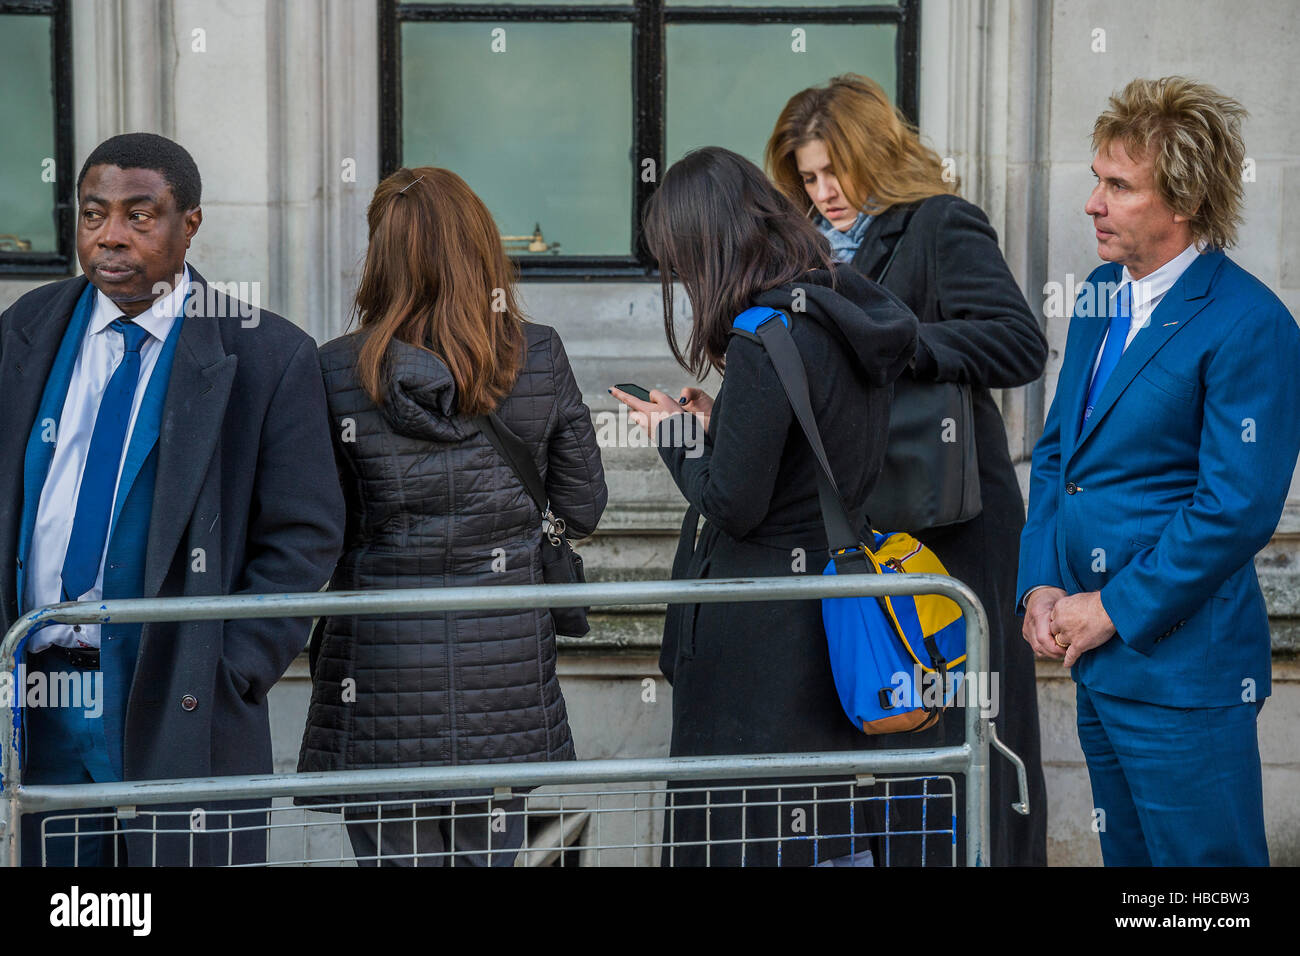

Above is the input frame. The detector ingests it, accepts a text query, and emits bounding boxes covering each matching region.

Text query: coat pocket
[217,656,255,705]
[1138,361,1196,403]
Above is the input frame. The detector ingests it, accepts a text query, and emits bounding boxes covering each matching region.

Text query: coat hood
[753,265,919,387]
[376,337,475,442]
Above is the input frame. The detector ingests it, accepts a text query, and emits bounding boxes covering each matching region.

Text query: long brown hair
[642,147,835,378]
[766,73,957,216]
[351,166,525,416]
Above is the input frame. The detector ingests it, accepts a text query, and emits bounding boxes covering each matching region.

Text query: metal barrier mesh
[33,774,956,867]
[4,575,1010,866]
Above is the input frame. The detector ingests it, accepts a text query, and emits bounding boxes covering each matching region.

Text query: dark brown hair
[642,147,835,378]
[351,166,525,416]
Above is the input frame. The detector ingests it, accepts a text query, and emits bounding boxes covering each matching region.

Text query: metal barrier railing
[0,575,1028,867]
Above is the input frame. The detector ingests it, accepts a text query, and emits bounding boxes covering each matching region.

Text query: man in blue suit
[0,133,344,865]
[1018,77,1300,866]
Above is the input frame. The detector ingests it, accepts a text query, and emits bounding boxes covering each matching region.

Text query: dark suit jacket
[0,267,344,863]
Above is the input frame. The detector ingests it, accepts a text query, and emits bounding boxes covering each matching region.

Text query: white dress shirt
[1024,245,1200,610]
[1087,243,1201,387]
[25,268,191,652]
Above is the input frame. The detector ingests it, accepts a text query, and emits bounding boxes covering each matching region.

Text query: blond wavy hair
[1092,76,1247,250]
[765,73,956,216]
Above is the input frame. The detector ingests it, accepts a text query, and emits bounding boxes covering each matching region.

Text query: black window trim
[381,0,919,279]
[0,0,74,276]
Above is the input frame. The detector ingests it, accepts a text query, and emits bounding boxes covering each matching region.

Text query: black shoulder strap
[751,314,864,554]
[475,412,548,514]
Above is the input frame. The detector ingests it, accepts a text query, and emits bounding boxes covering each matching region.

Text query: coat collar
[0,277,90,622]
[849,200,920,281]
[143,265,238,598]
[1068,249,1224,458]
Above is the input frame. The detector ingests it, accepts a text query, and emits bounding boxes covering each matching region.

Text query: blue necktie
[60,319,152,601]
[1082,281,1132,426]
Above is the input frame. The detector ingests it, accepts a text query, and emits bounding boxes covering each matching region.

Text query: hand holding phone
[613,383,652,401]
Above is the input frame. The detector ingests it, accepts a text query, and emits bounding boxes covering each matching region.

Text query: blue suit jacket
[1017,250,1300,707]
[15,284,185,777]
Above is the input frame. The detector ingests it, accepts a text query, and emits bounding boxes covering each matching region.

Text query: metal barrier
[0,575,1029,867]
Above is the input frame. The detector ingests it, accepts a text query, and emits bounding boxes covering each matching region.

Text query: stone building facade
[2,0,1297,864]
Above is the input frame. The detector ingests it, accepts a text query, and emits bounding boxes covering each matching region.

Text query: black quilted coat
[296,322,607,798]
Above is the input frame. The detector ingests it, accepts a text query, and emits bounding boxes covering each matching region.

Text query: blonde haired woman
[767,74,1049,866]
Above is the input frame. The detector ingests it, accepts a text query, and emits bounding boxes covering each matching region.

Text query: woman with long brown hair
[613,146,918,866]
[767,74,1049,866]
[297,167,607,866]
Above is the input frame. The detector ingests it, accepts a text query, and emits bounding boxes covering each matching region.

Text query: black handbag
[475,412,590,638]
[859,203,982,531]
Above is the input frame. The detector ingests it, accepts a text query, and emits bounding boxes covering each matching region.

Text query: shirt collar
[90,264,191,342]
[1113,244,1200,311]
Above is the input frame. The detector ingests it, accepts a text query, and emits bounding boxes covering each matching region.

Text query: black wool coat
[655,266,919,866]
[296,322,607,804]
[0,269,346,866]
[850,194,1050,866]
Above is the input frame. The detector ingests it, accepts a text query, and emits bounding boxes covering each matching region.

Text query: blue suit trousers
[1076,681,1268,866]
[20,649,122,867]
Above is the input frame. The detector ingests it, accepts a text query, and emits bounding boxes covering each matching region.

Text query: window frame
[0,0,74,276]
[380,0,919,279]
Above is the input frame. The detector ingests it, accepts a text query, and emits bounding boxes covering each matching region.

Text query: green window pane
[401,21,633,257]
[666,22,896,169]
[669,0,896,5]
[0,13,58,254]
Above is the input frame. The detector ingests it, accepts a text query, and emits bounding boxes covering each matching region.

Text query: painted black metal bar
[663,4,904,22]
[897,0,920,124]
[0,0,57,13]
[50,0,73,271]
[631,0,663,272]
[397,3,904,22]
[379,0,402,178]
[400,4,637,22]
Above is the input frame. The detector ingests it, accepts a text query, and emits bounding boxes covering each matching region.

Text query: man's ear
[185,206,202,245]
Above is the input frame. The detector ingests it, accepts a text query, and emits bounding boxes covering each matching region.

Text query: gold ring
[1053,635,1070,649]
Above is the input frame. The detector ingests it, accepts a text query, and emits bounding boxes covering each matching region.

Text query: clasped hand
[1022,588,1116,667]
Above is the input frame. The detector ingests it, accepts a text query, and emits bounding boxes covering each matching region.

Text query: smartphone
[614,383,652,401]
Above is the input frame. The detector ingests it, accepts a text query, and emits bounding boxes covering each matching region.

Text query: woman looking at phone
[612,146,917,866]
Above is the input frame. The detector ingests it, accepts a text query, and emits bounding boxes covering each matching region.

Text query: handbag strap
[474,412,550,517]
[733,307,866,555]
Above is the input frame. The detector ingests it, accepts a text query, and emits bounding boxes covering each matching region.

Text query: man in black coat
[0,133,344,866]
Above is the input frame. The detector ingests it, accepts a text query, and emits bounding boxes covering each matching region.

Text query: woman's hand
[678,387,714,433]
[609,387,687,438]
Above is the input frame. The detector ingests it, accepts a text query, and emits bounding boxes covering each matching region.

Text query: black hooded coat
[655,266,918,866]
